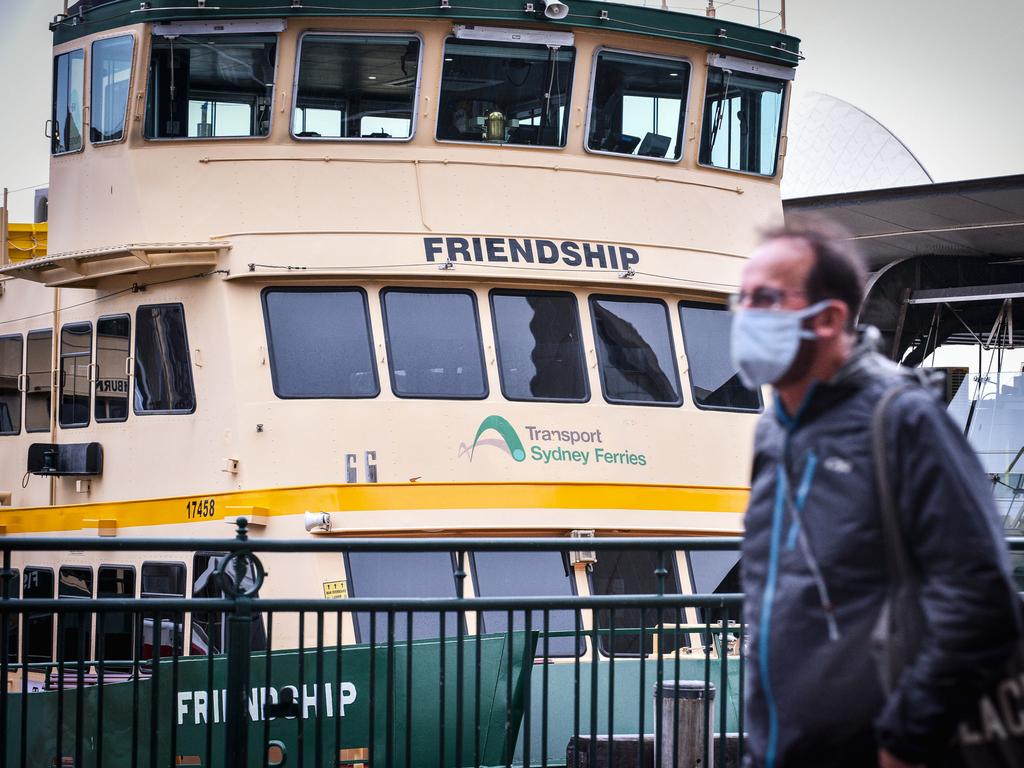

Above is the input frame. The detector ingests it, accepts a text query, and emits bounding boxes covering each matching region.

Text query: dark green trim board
[55,0,801,66]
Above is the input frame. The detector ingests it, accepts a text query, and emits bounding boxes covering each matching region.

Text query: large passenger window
[0,335,22,435]
[52,49,85,154]
[587,51,689,160]
[91,35,134,143]
[590,297,681,405]
[293,34,420,140]
[134,304,195,414]
[58,566,93,663]
[687,550,741,623]
[699,66,786,176]
[96,315,131,422]
[60,322,92,428]
[472,551,581,657]
[25,330,52,433]
[679,301,761,411]
[346,552,461,642]
[263,289,378,398]
[145,31,278,139]
[97,566,135,668]
[437,37,575,147]
[491,291,587,402]
[141,562,186,657]
[191,552,267,655]
[382,289,487,399]
[24,568,54,663]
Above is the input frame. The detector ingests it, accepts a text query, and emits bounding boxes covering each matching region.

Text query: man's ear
[814,301,848,338]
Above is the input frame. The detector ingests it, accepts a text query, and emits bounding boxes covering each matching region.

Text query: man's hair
[761,218,867,330]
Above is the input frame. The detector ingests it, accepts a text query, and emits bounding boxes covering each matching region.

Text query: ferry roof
[57,0,801,67]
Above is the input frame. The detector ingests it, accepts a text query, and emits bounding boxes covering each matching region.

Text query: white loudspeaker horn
[542,0,569,20]
[304,511,332,533]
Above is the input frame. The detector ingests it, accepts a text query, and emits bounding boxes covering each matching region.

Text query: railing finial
[235,516,249,542]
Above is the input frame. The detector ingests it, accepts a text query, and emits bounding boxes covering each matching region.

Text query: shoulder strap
[871,383,918,586]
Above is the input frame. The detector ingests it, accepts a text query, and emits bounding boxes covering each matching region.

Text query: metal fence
[0,521,744,768]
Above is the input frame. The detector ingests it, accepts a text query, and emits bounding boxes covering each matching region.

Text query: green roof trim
[54,0,801,66]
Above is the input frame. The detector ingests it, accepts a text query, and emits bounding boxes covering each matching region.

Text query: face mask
[730,301,831,388]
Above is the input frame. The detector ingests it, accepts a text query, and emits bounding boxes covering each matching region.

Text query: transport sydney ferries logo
[458,416,647,467]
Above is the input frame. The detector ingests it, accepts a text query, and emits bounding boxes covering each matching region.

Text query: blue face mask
[730,301,832,388]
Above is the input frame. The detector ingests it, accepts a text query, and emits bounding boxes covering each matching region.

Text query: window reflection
[60,322,92,428]
[700,67,786,175]
[25,330,52,433]
[52,49,85,154]
[96,316,130,422]
[678,301,761,411]
[91,35,134,143]
[134,304,195,414]
[0,335,22,435]
[58,566,93,663]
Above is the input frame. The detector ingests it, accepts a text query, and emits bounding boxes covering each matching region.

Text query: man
[732,222,1020,768]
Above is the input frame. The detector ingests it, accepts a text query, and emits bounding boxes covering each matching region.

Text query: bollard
[654,680,715,768]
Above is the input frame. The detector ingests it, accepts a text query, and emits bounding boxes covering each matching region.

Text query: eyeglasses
[728,287,806,311]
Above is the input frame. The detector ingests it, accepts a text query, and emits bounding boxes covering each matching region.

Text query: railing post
[225,519,254,768]
[1,547,12,768]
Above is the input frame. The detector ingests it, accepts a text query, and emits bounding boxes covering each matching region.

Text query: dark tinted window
[52,49,85,154]
[91,35,134,143]
[491,291,587,402]
[60,322,92,428]
[5,569,19,662]
[145,33,277,139]
[98,566,135,667]
[293,34,419,140]
[191,552,267,655]
[590,297,681,405]
[346,552,460,641]
[24,568,54,663]
[590,550,685,656]
[437,39,574,147]
[96,315,131,422]
[58,566,93,663]
[688,549,741,623]
[135,304,195,413]
[471,551,581,657]
[587,51,689,160]
[141,562,186,657]
[25,330,52,433]
[700,67,786,176]
[382,290,486,398]
[679,302,761,411]
[0,335,22,435]
[263,289,378,398]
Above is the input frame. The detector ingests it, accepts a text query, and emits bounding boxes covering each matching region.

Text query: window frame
[95,313,132,423]
[90,33,137,147]
[291,30,424,144]
[57,564,94,663]
[25,328,53,434]
[588,294,683,408]
[52,47,87,156]
[380,287,489,401]
[59,320,93,430]
[261,286,380,400]
[583,46,692,165]
[23,566,55,663]
[0,333,24,436]
[96,564,136,667]
[433,35,577,151]
[678,299,763,413]
[488,289,589,404]
[696,63,789,179]
[133,303,196,416]
[142,28,282,143]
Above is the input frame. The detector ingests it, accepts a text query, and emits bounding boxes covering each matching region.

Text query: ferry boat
[0,0,800,763]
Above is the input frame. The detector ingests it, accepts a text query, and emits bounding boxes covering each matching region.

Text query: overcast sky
[1,0,1022,219]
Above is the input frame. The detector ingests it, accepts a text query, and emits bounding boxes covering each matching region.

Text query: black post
[225,519,254,768]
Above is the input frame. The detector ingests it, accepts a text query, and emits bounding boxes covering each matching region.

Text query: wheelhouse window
[587,51,689,160]
[262,289,378,398]
[145,29,278,139]
[382,289,487,399]
[471,551,581,657]
[590,297,681,405]
[134,304,195,414]
[97,565,135,668]
[679,301,761,411]
[491,291,587,402]
[60,322,92,428]
[699,64,787,176]
[141,562,186,657]
[96,315,130,422]
[52,49,85,154]
[25,330,52,433]
[590,550,685,656]
[91,35,134,143]
[24,567,54,663]
[346,552,461,642]
[437,35,575,147]
[58,566,93,663]
[293,34,420,140]
[0,335,22,435]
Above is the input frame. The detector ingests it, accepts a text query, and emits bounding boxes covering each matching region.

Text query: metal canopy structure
[784,174,1024,365]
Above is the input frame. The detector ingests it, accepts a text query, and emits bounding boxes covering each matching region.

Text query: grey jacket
[741,334,1020,767]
